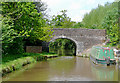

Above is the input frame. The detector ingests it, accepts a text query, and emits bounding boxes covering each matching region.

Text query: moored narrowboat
[90,46,116,65]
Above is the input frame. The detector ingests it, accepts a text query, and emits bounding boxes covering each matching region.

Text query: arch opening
[49,38,77,56]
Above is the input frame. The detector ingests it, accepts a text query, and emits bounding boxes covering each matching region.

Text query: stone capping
[49,28,106,55]
[52,28,106,37]
[53,28,106,30]
[26,46,42,53]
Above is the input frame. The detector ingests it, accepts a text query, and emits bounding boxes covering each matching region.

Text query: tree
[81,1,119,46]
[102,8,119,46]
[34,2,47,14]
[72,22,84,28]
[1,16,18,54]
[1,2,53,54]
[109,24,119,46]
[82,2,118,29]
[49,38,76,55]
[51,10,73,28]
[2,2,53,41]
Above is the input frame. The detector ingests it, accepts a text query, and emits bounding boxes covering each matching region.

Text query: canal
[2,56,118,81]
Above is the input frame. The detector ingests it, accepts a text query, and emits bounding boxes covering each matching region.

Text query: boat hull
[90,55,116,65]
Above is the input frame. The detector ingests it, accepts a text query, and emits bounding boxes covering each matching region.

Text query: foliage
[1,2,53,54]
[1,15,19,54]
[1,56,36,76]
[109,24,119,45]
[2,2,52,40]
[82,2,118,29]
[2,52,56,63]
[102,7,119,46]
[72,22,84,28]
[117,44,120,49]
[49,38,76,56]
[82,2,119,46]
[102,8,118,33]
[51,10,74,28]
[1,16,17,44]
[34,2,47,14]
[1,52,57,76]
[29,27,53,42]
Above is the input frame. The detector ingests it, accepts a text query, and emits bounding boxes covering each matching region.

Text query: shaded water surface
[2,56,118,81]
[50,49,76,56]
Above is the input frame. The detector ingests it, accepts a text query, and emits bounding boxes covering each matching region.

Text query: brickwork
[26,46,42,53]
[43,28,106,55]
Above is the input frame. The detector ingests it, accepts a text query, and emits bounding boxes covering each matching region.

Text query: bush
[117,44,120,49]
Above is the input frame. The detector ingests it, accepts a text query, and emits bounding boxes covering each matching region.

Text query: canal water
[2,56,118,81]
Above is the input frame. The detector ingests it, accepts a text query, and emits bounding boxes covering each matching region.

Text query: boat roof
[93,46,112,50]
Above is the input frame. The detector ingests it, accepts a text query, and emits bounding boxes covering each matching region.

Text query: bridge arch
[49,35,82,55]
[42,28,106,56]
[50,35,78,45]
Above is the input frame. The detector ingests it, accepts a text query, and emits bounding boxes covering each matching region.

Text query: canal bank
[1,52,58,76]
[2,56,118,81]
[80,45,120,64]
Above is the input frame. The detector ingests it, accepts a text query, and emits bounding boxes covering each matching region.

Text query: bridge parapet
[52,28,106,37]
[43,28,106,56]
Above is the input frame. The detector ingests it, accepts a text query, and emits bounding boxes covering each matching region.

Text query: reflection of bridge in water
[42,28,106,56]
[3,56,118,81]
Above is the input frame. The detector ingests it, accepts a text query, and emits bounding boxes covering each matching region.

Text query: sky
[41,0,115,22]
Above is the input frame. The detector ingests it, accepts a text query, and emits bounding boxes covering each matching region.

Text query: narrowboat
[90,46,116,65]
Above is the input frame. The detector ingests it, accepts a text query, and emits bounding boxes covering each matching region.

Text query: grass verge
[1,52,57,76]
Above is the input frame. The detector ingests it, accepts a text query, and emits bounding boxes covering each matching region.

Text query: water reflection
[2,56,118,81]
[50,49,76,56]
[90,61,118,81]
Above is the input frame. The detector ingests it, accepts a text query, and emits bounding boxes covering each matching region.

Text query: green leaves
[49,39,76,55]
[109,24,119,46]
[102,7,119,46]
[2,2,53,55]
[2,2,52,41]
[82,2,118,29]
[72,22,84,28]
[2,16,17,44]
[82,2,119,46]
[51,10,73,28]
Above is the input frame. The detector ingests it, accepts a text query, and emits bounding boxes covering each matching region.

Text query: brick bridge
[42,28,106,56]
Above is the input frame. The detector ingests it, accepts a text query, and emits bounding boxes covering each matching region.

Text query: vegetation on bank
[49,1,120,53]
[1,2,57,76]
[1,2,53,55]
[49,39,76,56]
[1,52,57,76]
[2,52,56,63]
[1,1,119,69]
[82,2,118,29]
[1,1,119,56]
[82,2,119,47]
